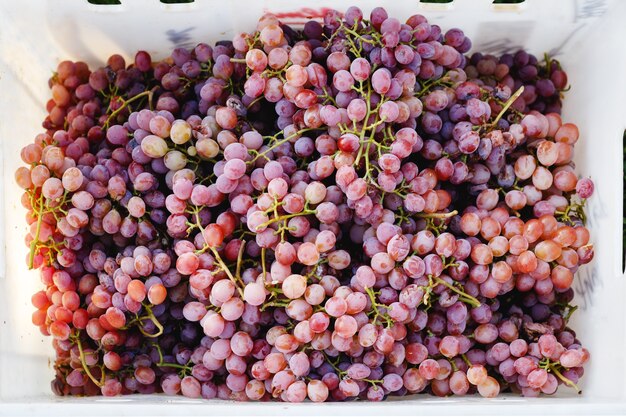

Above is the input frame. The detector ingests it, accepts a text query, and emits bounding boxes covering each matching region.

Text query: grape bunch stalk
[15,5,593,401]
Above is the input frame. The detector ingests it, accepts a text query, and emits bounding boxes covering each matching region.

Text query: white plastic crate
[0,0,625,414]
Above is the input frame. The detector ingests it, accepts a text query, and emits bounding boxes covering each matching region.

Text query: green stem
[74,331,105,387]
[261,247,267,281]
[246,94,264,109]
[461,354,473,367]
[365,287,392,327]
[323,352,346,377]
[210,247,244,296]
[250,128,314,163]
[137,305,164,338]
[28,194,45,269]
[105,90,151,127]
[341,24,378,46]
[258,210,315,229]
[544,53,552,76]
[416,210,458,219]
[550,364,581,393]
[152,343,192,373]
[354,81,375,167]
[235,239,246,282]
[260,301,290,311]
[488,86,524,128]
[433,276,481,308]
[188,207,244,295]
[562,304,578,323]
[363,378,384,386]
[415,77,452,97]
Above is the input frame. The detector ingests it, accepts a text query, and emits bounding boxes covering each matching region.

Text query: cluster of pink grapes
[15,6,593,401]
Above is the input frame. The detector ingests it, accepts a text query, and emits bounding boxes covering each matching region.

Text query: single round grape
[477,377,500,398]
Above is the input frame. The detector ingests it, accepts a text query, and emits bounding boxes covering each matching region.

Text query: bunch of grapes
[464,50,568,115]
[15,5,593,402]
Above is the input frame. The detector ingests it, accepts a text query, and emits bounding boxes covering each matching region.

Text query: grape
[371,68,392,94]
[147,284,167,305]
[181,376,202,398]
[324,296,347,318]
[419,359,440,380]
[297,242,320,266]
[477,377,500,398]
[333,70,355,93]
[466,365,488,385]
[282,274,307,299]
[307,380,329,402]
[42,177,64,200]
[559,349,584,368]
[527,369,548,389]
[101,378,123,397]
[576,177,594,198]
[141,135,169,158]
[243,283,266,306]
[334,315,358,338]
[61,167,84,192]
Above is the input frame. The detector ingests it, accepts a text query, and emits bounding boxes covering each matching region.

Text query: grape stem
[235,239,246,282]
[395,207,412,226]
[104,90,152,127]
[261,247,267,282]
[28,194,45,269]
[260,300,289,311]
[549,363,582,394]
[448,357,459,372]
[353,81,379,167]
[245,94,265,109]
[487,85,524,129]
[555,198,587,225]
[562,304,578,323]
[322,351,386,387]
[187,206,244,295]
[137,304,164,338]
[415,76,454,97]
[257,209,316,229]
[318,87,338,106]
[28,190,72,269]
[363,378,384,386]
[267,287,284,295]
[432,276,481,308]
[341,24,378,45]
[490,94,525,120]
[73,331,105,387]
[460,353,473,367]
[364,287,393,327]
[249,127,315,163]
[544,53,553,76]
[304,257,328,282]
[323,352,347,377]
[210,247,244,297]
[441,255,460,269]
[416,210,458,219]
[152,343,192,376]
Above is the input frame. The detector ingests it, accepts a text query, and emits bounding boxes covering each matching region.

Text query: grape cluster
[16,6,593,401]
[464,50,568,115]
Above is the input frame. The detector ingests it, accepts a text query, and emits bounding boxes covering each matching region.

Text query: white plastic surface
[1,0,625,414]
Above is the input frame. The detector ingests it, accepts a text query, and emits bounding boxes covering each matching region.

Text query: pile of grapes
[15,6,594,401]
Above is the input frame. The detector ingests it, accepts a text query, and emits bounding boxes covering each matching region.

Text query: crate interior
[0,0,625,409]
